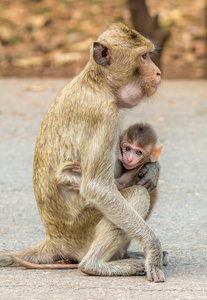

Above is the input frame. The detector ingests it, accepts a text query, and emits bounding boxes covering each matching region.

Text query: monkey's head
[120,123,163,170]
[91,23,161,109]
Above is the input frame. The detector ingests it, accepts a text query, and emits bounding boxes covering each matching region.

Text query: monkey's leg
[79,186,149,276]
[79,218,145,276]
[0,238,58,267]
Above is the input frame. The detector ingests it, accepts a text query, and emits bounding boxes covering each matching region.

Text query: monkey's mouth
[144,84,158,97]
[123,162,135,170]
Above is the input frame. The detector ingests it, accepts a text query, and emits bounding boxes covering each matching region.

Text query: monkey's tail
[7,255,79,269]
[0,238,57,267]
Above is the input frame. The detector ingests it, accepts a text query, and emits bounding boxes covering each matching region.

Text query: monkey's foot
[145,263,165,282]
[162,251,168,266]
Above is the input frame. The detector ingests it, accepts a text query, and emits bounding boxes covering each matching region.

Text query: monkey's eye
[125,146,131,152]
[136,150,142,156]
[141,53,148,60]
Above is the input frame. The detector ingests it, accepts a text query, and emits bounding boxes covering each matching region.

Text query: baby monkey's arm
[68,161,158,192]
[115,168,139,190]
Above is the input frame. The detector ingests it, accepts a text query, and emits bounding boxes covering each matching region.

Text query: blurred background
[0,0,206,79]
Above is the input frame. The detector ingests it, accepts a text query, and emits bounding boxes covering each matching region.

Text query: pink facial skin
[118,83,143,108]
[121,142,146,170]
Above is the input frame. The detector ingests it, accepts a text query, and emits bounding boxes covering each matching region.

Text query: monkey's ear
[93,42,111,66]
[150,145,163,162]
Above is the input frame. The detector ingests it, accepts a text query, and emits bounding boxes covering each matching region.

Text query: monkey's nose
[156,66,161,77]
[127,158,133,163]
[155,68,161,84]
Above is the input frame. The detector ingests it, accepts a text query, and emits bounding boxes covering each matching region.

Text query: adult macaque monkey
[5,123,168,270]
[8,123,168,271]
[0,23,164,282]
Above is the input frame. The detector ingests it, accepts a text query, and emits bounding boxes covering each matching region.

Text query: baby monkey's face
[121,141,152,170]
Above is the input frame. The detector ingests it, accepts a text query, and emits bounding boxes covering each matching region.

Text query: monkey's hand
[137,161,160,192]
[73,183,81,192]
[144,240,165,282]
[72,162,82,175]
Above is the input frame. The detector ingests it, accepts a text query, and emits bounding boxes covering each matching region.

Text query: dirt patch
[0,0,206,79]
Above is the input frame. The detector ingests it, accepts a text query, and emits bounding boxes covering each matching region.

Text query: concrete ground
[0,78,207,300]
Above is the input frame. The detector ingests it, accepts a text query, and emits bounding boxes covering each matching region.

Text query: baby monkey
[72,123,163,205]
[115,123,163,190]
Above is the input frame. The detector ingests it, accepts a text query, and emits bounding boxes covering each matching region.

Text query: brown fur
[116,122,160,219]
[121,123,158,148]
[0,23,164,282]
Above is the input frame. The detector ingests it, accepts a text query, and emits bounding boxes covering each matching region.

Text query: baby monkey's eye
[136,150,142,156]
[125,146,131,152]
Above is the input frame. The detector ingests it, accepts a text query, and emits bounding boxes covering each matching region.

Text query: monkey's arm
[114,178,125,190]
[115,168,138,190]
[137,161,160,192]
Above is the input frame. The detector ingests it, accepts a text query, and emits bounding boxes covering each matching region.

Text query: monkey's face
[92,23,161,109]
[121,141,151,170]
[136,50,161,97]
[118,50,161,108]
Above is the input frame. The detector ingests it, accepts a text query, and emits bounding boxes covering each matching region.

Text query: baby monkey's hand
[71,162,82,175]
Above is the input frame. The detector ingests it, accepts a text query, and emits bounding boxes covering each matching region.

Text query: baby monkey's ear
[150,145,163,162]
